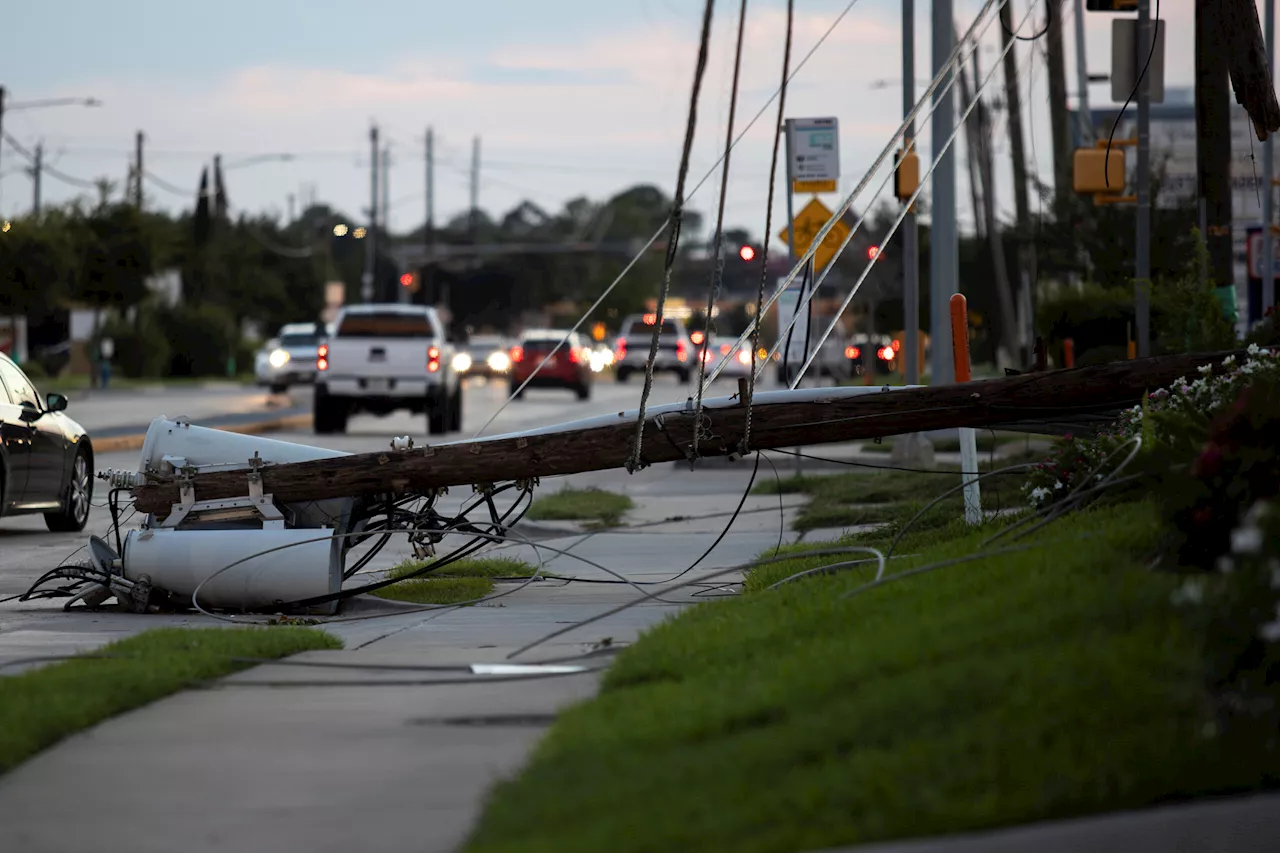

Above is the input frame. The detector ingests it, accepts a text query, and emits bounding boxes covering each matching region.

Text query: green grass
[374,556,537,605]
[0,627,339,774]
[463,501,1271,853]
[527,487,634,528]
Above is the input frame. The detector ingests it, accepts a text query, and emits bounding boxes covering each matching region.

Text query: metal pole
[782,119,801,474]
[31,143,42,216]
[362,124,378,302]
[930,0,956,384]
[1135,0,1152,357]
[1072,0,1093,145]
[134,130,144,210]
[1264,0,1276,319]
[903,0,920,385]
[0,87,5,212]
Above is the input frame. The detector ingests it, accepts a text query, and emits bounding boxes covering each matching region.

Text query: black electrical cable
[999,0,1050,42]
[1103,0,1161,189]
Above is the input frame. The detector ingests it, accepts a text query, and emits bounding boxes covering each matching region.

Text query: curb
[92,413,313,454]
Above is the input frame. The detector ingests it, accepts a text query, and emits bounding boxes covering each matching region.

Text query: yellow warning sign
[778,198,851,273]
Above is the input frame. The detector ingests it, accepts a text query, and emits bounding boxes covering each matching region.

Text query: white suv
[313,304,462,435]
[613,314,692,384]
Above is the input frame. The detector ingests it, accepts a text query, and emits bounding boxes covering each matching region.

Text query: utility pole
[0,87,6,201]
[286,193,295,224]
[381,145,390,233]
[30,142,42,216]
[426,127,443,317]
[959,36,1018,367]
[1046,0,1071,202]
[930,0,957,385]
[134,130,144,210]
[956,40,986,241]
[1264,0,1276,317]
[999,0,1036,362]
[362,124,378,302]
[1072,0,1094,145]
[469,136,480,239]
[902,0,920,387]
[1135,0,1152,357]
[1196,0,1235,294]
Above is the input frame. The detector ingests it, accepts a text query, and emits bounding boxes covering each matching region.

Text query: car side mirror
[46,392,69,413]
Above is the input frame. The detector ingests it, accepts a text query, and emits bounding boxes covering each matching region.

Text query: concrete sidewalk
[0,523,783,853]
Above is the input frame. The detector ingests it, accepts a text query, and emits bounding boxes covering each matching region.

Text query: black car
[0,353,94,532]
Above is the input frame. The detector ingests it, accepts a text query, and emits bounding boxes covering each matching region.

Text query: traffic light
[867,245,881,260]
[739,245,756,261]
[400,271,421,293]
[894,149,919,201]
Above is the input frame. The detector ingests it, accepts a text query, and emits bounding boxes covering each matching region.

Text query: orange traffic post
[1126,323,1136,360]
[1063,338,1075,369]
[949,293,972,383]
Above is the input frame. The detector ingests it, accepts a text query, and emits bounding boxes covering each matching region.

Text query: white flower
[1054,480,1064,490]
[1198,364,1214,375]
[1216,555,1236,574]
[1029,486,1050,505]
[1222,355,1236,366]
[1171,579,1205,607]
[1247,342,1261,356]
[1260,603,1280,643]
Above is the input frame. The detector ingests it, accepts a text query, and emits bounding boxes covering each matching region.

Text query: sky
[0,0,1225,252]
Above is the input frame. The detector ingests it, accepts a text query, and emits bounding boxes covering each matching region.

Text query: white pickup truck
[313,304,462,435]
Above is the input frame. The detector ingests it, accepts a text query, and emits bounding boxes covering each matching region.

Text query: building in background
[1070,86,1263,326]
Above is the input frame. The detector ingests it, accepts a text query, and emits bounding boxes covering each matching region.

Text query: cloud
[8,0,1207,240]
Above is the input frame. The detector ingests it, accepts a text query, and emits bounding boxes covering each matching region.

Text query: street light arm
[6,97,102,111]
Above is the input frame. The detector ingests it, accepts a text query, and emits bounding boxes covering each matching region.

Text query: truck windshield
[336,312,433,338]
[279,333,320,348]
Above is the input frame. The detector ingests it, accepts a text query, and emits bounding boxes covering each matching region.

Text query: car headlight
[268,349,290,369]
[487,351,510,372]
[452,352,473,372]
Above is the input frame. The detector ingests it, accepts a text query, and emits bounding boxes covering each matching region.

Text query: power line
[3,132,99,189]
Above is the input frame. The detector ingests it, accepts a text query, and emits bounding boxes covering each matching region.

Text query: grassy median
[0,627,340,774]
[526,487,634,528]
[462,499,1272,853]
[374,556,538,605]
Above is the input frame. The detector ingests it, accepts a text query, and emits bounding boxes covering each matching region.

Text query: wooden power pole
[1045,0,1071,202]
[1196,0,1234,290]
[131,349,1245,515]
[1000,0,1036,363]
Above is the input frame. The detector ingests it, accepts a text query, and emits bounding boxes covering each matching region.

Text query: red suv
[508,330,593,400]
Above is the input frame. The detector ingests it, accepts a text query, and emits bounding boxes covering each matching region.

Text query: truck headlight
[268,349,290,369]
[487,351,510,372]
[452,352,473,372]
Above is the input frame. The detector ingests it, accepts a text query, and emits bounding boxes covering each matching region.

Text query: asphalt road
[0,372,776,598]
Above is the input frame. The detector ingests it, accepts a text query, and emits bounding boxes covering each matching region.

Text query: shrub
[161,303,238,377]
[99,306,172,378]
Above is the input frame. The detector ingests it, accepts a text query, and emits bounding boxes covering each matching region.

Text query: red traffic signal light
[867,245,881,260]
[739,245,756,261]
[399,273,414,287]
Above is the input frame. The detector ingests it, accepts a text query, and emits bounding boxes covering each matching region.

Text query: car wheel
[677,368,691,384]
[616,367,630,383]
[45,446,92,533]
[448,385,464,432]
[427,396,448,435]
[270,383,288,395]
[575,382,591,401]
[313,387,347,434]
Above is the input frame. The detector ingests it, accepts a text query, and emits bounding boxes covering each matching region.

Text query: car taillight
[568,347,580,364]
[736,349,751,366]
[317,344,328,371]
[427,345,440,373]
[676,340,687,362]
[845,345,860,360]
[510,346,524,363]
[614,338,626,360]
[719,343,731,355]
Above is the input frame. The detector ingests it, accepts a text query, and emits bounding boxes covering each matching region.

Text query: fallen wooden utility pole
[131,350,1242,516]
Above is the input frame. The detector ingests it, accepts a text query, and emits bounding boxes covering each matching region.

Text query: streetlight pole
[0,90,100,214]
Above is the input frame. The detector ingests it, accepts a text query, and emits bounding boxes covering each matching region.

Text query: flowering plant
[1022,346,1280,511]
[1171,500,1280,744]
